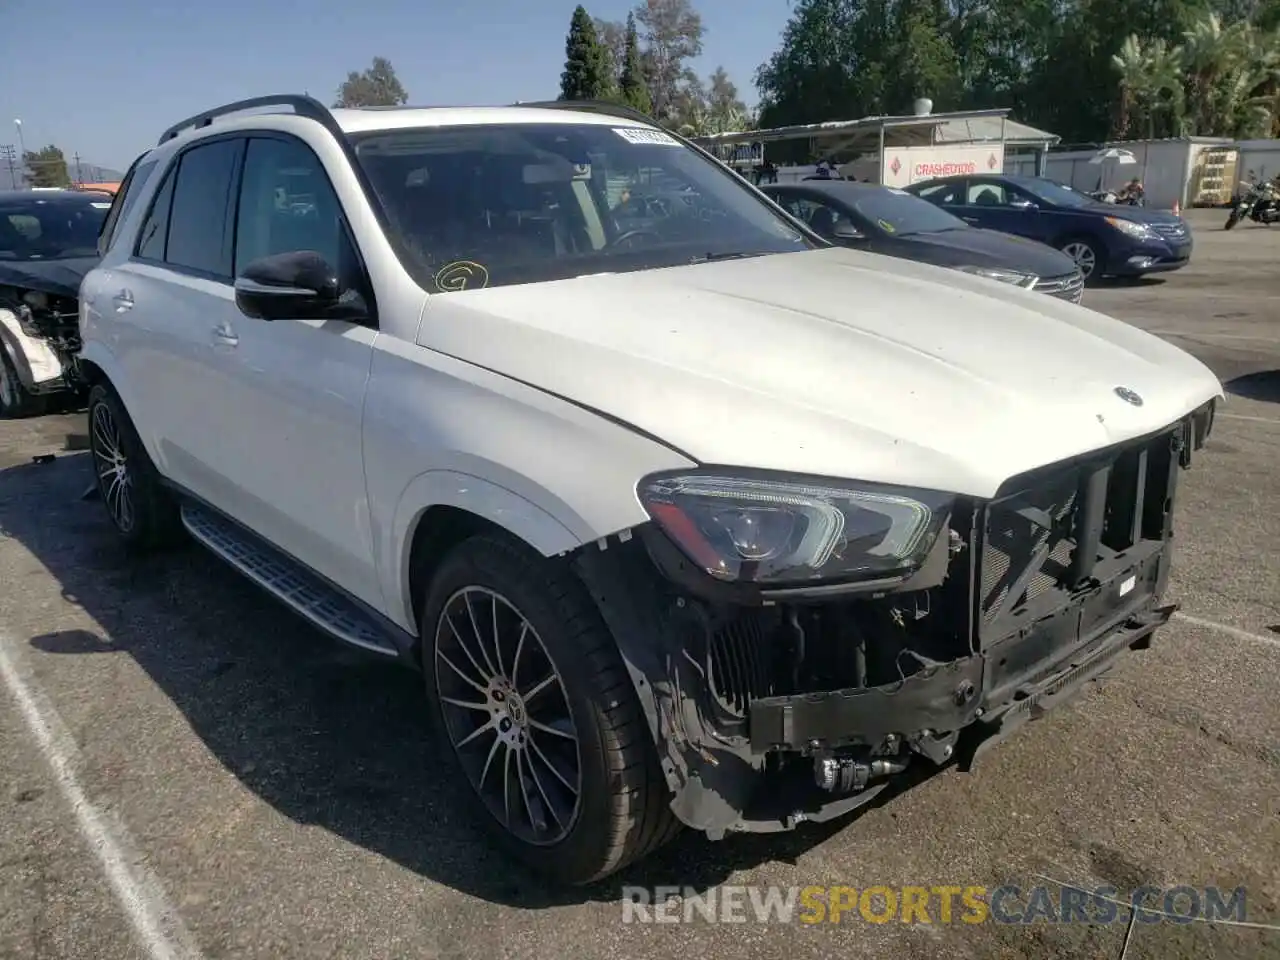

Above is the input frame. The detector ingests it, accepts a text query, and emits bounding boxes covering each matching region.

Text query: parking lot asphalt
[1,207,1278,960]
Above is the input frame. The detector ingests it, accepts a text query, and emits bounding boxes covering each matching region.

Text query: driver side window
[234,136,350,277]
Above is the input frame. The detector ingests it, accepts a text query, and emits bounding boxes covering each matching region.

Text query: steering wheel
[609,228,662,248]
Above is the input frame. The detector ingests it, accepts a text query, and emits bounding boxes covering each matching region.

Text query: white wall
[1236,139,1280,183]
[1041,140,1209,210]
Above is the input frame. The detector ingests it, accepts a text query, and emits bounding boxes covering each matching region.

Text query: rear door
[912,179,967,215]
[108,136,245,500]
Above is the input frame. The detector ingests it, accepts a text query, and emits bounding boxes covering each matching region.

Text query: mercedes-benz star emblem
[1114,386,1144,406]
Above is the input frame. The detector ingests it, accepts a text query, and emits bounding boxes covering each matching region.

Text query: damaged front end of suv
[573,401,1216,839]
[0,268,89,417]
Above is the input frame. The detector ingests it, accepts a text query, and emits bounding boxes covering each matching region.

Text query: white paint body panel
[79,105,1223,639]
[415,246,1222,500]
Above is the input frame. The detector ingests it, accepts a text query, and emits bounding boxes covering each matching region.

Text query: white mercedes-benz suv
[78,95,1222,885]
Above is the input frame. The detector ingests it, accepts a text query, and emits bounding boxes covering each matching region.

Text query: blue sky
[0,0,789,172]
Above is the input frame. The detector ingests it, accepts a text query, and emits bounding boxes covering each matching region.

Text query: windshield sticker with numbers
[613,127,681,147]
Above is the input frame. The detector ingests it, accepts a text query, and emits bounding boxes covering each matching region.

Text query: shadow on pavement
[1097,275,1167,289]
[0,452,918,909]
[1224,370,1280,403]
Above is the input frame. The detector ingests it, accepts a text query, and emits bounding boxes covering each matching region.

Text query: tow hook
[814,755,910,793]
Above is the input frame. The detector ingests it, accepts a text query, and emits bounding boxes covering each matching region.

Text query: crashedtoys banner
[881,144,1005,187]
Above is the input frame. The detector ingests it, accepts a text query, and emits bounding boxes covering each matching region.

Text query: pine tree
[620,12,652,113]
[560,6,611,101]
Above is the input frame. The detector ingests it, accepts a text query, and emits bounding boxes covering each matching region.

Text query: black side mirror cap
[234,250,367,322]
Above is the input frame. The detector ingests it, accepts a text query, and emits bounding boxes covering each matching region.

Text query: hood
[894,227,1080,277]
[416,247,1223,500]
[0,257,97,300]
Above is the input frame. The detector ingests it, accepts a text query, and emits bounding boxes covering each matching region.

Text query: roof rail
[511,99,664,129]
[157,93,341,145]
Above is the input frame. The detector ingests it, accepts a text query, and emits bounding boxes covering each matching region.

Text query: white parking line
[1174,612,1280,650]
[0,633,204,960]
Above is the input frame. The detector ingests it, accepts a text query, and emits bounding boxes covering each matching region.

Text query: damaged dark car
[0,190,109,416]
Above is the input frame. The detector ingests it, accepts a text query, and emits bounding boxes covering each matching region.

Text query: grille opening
[702,507,977,723]
[979,427,1178,634]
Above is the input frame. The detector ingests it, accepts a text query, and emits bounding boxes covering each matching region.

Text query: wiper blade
[688,251,760,264]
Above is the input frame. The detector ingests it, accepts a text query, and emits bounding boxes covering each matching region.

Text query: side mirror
[234,250,366,322]
[832,221,866,241]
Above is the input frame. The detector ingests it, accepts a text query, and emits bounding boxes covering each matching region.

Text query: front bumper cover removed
[574,533,1177,840]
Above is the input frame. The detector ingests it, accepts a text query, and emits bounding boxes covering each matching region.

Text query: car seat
[808,206,837,238]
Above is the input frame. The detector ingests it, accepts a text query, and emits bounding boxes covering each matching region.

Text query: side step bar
[180,503,399,657]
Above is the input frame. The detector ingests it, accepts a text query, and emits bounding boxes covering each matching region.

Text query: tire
[1225,210,1241,230]
[1059,237,1103,283]
[420,533,680,885]
[87,382,184,552]
[0,346,47,419]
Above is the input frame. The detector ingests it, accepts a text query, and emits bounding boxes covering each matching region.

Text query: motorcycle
[1224,178,1280,230]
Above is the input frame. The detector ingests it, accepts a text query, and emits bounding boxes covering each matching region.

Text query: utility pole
[0,144,14,190]
[13,119,26,188]
[73,152,82,185]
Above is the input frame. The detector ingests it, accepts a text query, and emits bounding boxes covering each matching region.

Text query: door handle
[211,323,239,347]
[112,289,134,312]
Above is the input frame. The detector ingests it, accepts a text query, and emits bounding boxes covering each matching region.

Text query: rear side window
[164,139,241,278]
[98,155,157,255]
[135,169,176,262]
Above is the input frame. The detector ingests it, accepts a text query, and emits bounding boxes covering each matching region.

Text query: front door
[953,180,1045,242]
[200,134,382,608]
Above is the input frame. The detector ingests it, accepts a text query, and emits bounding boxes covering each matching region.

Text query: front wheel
[420,533,680,885]
[1225,208,1243,230]
[87,382,183,552]
[1060,237,1102,283]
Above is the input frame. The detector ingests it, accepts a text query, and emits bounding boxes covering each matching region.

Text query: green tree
[333,57,408,107]
[636,0,705,122]
[619,12,653,113]
[755,0,895,129]
[595,16,627,87]
[23,145,70,189]
[560,5,612,101]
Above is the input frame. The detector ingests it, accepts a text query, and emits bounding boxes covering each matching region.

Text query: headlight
[1105,216,1155,240]
[637,471,954,585]
[954,265,1038,289]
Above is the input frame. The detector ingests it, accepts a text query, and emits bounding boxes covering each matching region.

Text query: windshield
[351,122,812,293]
[847,187,968,235]
[1017,178,1095,209]
[0,197,109,261]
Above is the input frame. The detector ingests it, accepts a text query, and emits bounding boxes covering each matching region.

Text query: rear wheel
[420,533,680,885]
[87,382,183,552]
[0,347,47,419]
[1060,237,1102,282]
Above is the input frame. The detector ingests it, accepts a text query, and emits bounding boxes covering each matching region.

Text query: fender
[0,307,65,391]
[76,340,153,448]
[386,469,584,632]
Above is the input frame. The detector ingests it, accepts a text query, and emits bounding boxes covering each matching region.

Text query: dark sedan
[903,173,1192,283]
[761,180,1085,304]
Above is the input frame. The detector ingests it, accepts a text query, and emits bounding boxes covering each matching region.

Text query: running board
[180,503,399,657]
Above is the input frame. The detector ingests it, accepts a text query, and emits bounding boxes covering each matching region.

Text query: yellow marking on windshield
[434,261,490,292]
